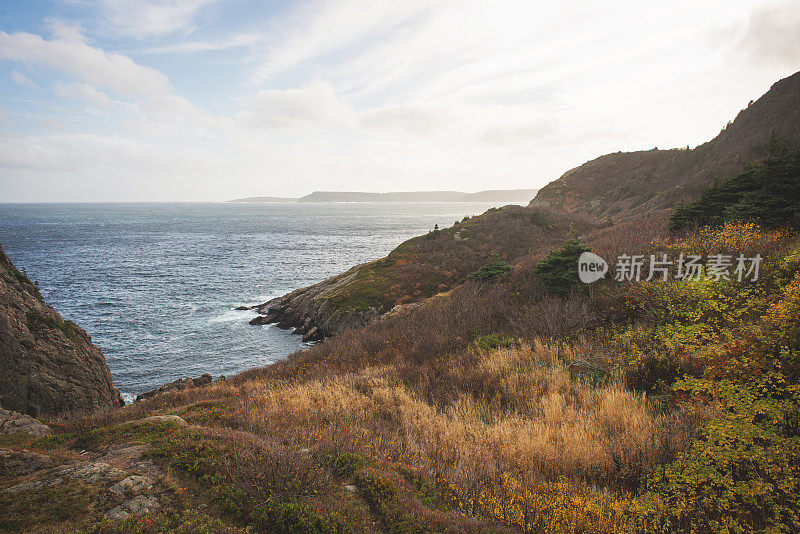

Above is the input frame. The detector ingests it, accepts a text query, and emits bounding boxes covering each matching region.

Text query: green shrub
[638,378,800,533]
[353,471,396,509]
[0,479,108,532]
[468,260,511,282]
[25,311,83,342]
[353,470,430,533]
[329,452,365,479]
[533,239,591,296]
[473,332,518,352]
[669,135,800,231]
[86,510,249,533]
[249,500,348,534]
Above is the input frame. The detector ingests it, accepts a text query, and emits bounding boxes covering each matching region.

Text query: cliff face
[0,244,123,418]
[531,70,800,219]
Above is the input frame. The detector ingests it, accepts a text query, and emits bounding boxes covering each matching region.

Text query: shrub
[473,332,518,352]
[638,378,800,533]
[354,470,396,507]
[468,260,511,281]
[533,239,591,296]
[250,501,349,534]
[329,452,365,479]
[87,510,249,533]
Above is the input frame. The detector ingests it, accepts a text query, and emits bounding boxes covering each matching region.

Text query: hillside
[0,245,123,418]
[6,217,798,532]
[250,205,594,338]
[531,70,800,220]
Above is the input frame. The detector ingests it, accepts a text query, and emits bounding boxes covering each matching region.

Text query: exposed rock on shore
[251,287,379,340]
[246,264,385,341]
[135,373,213,402]
[0,244,124,418]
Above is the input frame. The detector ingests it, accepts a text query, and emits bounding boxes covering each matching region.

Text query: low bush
[473,332,517,352]
[468,260,511,281]
[533,239,592,296]
[250,501,349,534]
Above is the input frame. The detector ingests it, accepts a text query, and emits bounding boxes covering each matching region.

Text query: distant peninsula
[229,189,538,203]
[228,196,300,203]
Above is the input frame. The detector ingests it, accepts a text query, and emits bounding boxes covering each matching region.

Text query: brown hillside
[531,70,800,220]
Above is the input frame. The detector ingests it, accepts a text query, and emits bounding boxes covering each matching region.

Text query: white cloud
[253,0,436,82]
[44,18,86,42]
[0,131,221,172]
[140,33,262,55]
[54,80,113,107]
[737,1,800,67]
[0,30,172,97]
[477,120,560,146]
[239,81,355,130]
[141,94,206,123]
[10,69,35,87]
[78,0,222,39]
[360,104,453,137]
[2,0,797,202]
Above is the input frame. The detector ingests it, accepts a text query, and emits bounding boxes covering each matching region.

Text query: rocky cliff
[0,244,123,418]
[251,264,386,341]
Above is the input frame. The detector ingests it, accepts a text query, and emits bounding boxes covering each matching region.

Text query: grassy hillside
[321,206,592,314]
[264,71,800,339]
[260,206,597,338]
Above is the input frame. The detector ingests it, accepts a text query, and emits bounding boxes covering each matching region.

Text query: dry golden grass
[194,341,696,524]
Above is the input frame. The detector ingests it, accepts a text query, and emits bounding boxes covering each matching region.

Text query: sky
[0,0,798,202]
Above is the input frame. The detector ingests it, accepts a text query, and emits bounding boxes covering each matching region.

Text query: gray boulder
[0,408,51,437]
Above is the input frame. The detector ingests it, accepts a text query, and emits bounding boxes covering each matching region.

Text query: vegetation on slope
[4,218,799,533]
[531,71,800,220]
[4,142,800,532]
[533,239,592,296]
[316,205,590,315]
[669,136,800,230]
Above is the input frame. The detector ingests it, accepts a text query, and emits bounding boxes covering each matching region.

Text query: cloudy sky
[0,0,798,201]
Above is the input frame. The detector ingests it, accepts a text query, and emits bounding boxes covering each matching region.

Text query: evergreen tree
[670,134,800,231]
[533,240,592,296]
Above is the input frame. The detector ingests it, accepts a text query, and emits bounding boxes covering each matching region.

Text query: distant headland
[229,189,538,203]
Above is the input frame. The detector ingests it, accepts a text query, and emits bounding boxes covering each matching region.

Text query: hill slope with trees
[531,71,800,220]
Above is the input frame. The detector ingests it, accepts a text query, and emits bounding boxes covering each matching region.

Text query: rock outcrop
[0,408,52,437]
[135,374,213,402]
[250,265,383,341]
[0,244,124,418]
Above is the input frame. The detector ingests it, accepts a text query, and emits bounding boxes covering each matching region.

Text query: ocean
[0,202,509,402]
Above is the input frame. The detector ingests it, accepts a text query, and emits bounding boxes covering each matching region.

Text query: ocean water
[0,202,508,402]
